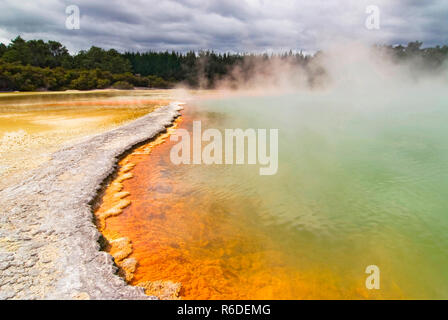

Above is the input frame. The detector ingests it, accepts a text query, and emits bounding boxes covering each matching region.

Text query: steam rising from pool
[100,44,448,299]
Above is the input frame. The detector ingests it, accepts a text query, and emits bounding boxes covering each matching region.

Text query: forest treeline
[1,36,448,91]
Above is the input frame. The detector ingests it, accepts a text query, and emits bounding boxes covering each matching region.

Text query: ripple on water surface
[97,93,448,299]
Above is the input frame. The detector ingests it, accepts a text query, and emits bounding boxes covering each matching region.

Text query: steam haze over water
[101,47,448,298]
[174,67,448,298]
[2,0,448,300]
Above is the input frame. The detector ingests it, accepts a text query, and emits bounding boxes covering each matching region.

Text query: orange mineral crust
[94,110,387,300]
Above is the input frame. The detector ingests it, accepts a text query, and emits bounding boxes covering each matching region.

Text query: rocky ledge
[0,103,182,299]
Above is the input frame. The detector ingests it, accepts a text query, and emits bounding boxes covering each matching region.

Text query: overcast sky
[1,0,447,53]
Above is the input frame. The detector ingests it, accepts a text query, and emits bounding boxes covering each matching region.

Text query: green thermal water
[175,88,448,299]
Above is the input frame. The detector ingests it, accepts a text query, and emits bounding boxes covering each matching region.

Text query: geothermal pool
[0,90,173,182]
[98,90,448,299]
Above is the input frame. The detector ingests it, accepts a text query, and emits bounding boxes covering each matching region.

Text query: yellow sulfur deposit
[137,280,182,300]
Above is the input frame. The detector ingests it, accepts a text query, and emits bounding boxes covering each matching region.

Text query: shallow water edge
[0,103,182,299]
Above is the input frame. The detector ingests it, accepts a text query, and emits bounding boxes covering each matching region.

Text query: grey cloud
[0,0,447,53]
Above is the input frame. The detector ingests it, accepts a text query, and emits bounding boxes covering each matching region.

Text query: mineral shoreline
[0,103,182,300]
